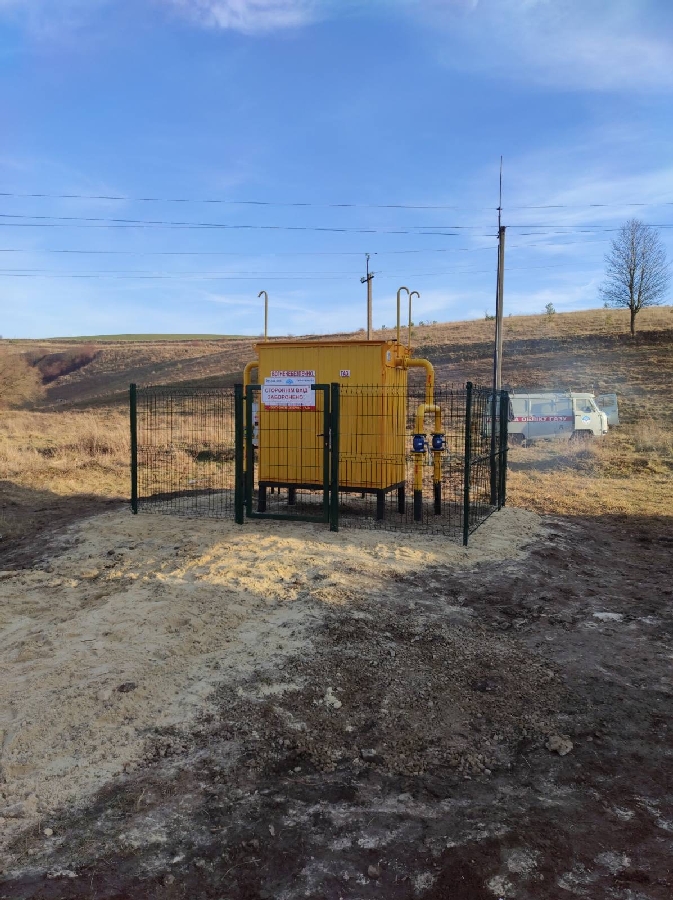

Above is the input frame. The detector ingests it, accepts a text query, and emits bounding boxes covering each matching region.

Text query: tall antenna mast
[498,155,502,231]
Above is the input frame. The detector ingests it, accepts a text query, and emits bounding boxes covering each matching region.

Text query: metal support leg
[258,485,267,513]
[397,485,405,514]
[288,486,296,506]
[376,490,385,520]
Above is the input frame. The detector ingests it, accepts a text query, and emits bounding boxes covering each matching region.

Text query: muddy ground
[0,509,672,899]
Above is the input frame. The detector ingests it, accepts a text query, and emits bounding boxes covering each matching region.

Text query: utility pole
[361,253,374,339]
[495,225,506,389]
[490,158,506,505]
[493,158,506,392]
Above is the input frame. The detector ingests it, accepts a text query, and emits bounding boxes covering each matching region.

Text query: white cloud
[416,0,673,92]
[0,0,320,35]
[163,0,317,33]
[0,0,112,37]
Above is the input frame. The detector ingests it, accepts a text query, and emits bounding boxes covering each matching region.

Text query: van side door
[555,396,574,436]
[597,393,619,426]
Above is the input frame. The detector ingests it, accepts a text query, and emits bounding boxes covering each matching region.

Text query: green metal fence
[130,381,508,545]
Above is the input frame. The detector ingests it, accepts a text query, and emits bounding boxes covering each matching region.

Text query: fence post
[245,386,255,519]
[489,389,498,506]
[499,390,509,508]
[330,383,340,532]
[234,384,244,525]
[462,381,473,547]
[129,383,138,514]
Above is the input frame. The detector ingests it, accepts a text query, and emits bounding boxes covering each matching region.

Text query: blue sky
[1,0,672,338]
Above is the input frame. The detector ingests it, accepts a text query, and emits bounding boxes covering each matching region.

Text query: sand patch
[0,506,539,853]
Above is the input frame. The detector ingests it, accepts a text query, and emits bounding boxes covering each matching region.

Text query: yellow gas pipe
[395,357,444,519]
[243,360,258,392]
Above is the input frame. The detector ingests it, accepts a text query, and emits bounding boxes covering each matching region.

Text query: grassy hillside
[3,306,672,414]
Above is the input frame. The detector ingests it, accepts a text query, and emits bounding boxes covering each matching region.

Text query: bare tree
[0,350,44,408]
[600,218,670,336]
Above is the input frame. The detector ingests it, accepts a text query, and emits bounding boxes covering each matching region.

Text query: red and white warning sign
[262,371,316,410]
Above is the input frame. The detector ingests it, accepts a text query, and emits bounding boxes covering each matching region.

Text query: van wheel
[571,430,593,442]
[508,434,525,447]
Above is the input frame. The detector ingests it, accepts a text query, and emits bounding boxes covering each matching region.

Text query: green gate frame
[236,383,339,530]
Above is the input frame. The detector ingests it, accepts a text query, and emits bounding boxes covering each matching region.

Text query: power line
[0,263,570,280]
[1,190,672,210]
[0,191,486,210]
[0,213,478,235]
[0,245,497,257]
[2,213,673,233]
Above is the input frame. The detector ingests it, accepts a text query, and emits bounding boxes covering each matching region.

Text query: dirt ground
[0,505,672,899]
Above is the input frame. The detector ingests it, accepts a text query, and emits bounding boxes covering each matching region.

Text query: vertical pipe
[463,381,473,547]
[258,290,269,340]
[234,383,244,524]
[409,290,419,351]
[396,286,409,350]
[413,439,423,522]
[330,383,340,532]
[130,383,138,514]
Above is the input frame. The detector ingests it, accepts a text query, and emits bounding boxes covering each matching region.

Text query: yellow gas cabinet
[254,339,409,493]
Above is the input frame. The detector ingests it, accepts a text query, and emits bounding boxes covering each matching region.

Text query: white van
[508,392,609,444]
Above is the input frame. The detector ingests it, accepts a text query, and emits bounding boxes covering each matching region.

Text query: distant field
[41,333,250,342]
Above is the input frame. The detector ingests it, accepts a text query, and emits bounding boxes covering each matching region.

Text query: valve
[431,433,446,452]
[412,434,427,453]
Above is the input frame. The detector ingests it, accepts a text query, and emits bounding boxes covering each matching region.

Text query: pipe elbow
[243,361,258,390]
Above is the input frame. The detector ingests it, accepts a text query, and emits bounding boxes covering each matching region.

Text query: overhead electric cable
[2,213,672,232]
[1,190,671,210]
[0,245,497,257]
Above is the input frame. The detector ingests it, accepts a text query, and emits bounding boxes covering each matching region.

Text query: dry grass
[507,424,673,518]
[398,304,673,350]
[0,409,129,498]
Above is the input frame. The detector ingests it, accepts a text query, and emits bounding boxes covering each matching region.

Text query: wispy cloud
[415,0,673,92]
[0,0,111,34]
[0,0,320,35]
[162,0,318,33]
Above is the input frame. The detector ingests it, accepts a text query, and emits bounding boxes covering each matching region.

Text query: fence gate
[239,382,337,527]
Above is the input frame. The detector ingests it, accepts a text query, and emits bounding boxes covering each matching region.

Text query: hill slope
[4,306,670,421]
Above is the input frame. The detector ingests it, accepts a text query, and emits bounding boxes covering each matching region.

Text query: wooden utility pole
[493,158,506,391]
[494,225,506,389]
[361,253,374,339]
[490,159,506,505]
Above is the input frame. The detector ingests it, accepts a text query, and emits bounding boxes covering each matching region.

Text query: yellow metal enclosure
[254,340,410,491]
